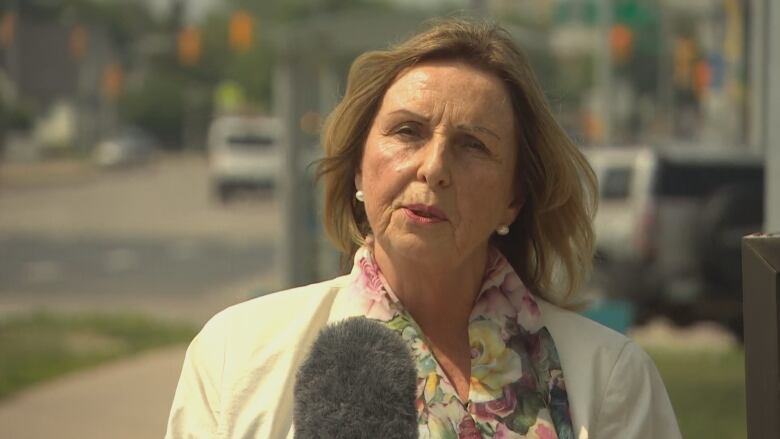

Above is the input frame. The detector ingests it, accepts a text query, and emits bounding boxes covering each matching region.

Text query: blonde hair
[317,18,597,306]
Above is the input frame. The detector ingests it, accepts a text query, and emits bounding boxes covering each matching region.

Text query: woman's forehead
[387,60,506,96]
[378,61,515,127]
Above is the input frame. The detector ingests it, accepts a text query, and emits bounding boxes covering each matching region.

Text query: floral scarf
[346,246,574,439]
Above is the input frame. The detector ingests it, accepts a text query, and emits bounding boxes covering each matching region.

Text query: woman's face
[356,60,521,267]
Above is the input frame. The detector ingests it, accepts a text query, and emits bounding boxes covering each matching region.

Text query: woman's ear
[354,171,362,192]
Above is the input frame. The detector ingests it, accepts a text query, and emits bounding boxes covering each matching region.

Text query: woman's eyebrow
[386,109,428,120]
[385,109,501,140]
[458,124,501,141]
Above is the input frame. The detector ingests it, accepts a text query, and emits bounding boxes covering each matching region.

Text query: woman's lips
[401,204,447,224]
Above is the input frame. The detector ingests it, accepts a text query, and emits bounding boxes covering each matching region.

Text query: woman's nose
[416,138,452,188]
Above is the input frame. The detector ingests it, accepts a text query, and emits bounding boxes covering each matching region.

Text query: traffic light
[610,24,633,63]
[178,26,201,66]
[102,63,124,100]
[694,60,712,98]
[229,11,253,53]
[674,37,696,88]
[0,12,15,48]
[69,25,88,60]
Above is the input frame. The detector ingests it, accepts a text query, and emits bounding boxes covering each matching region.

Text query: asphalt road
[0,156,281,323]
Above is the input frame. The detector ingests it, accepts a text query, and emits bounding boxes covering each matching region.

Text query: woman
[166,19,681,439]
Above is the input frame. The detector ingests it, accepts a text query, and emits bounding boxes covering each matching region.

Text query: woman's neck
[372,242,488,333]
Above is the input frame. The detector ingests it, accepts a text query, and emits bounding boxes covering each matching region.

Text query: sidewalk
[0,159,98,190]
[0,346,186,439]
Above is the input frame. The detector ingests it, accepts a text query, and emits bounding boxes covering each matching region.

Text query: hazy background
[0,1,773,438]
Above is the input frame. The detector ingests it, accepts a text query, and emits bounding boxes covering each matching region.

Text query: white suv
[586,146,764,333]
[208,114,282,201]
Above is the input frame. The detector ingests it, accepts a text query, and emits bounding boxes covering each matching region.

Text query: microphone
[293,317,419,439]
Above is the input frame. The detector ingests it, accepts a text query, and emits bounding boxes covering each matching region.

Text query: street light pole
[596,0,613,145]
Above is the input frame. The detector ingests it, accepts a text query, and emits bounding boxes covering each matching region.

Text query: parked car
[586,146,764,334]
[93,127,157,168]
[207,114,282,201]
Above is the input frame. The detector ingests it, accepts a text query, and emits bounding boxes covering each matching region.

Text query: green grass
[0,312,197,399]
[649,348,746,439]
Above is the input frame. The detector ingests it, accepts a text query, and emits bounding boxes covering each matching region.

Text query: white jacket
[165,275,682,439]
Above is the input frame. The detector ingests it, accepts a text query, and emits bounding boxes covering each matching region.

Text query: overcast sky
[144,0,463,23]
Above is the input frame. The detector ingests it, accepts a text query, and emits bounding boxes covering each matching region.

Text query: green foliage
[224,46,274,109]
[119,72,187,147]
[192,11,274,100]
[4,0,396,149]
[4,0,158,48]
[0,99,33,134]
[649,348,746,439]
[0,312,196,400]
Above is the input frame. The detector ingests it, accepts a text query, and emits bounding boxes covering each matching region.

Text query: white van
[207,114,282,201]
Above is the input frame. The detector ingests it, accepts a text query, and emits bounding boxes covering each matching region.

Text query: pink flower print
[485,386,517,417]
[522,294,540,316]
[349,254,396,320]
[501,273,532,311]
[362,297,395,321]
[517,368,539,390]
[482,250,506,285]
[516,298,542,333]
[357,255,384,294]
[535,423,557,439]
[495,423,525,439]
[457,415,482,439]
[415,393,426,414]
[509,282,542,333]
[499,271,526,297]
[471,286,514,325]
[471,386,517,419]
[342,284,388,321]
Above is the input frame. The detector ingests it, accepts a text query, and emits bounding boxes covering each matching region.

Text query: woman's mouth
[401,204,447,224]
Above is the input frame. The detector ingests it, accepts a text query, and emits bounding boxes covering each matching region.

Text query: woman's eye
[463,137,488,152]
[392,123,421,138]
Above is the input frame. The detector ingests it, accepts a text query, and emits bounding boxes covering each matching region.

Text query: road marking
[26,260,63,283]
[104,248,139,273]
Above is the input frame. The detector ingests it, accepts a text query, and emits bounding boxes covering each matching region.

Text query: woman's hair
[317,18,597,307]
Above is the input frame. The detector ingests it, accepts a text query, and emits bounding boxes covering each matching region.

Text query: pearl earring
[496,225,509,236]
[355,190,365,202]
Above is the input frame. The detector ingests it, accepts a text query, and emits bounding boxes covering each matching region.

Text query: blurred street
[0,155,286,438]
[0,155,280,323]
